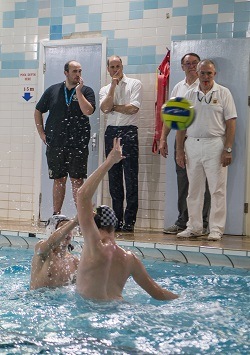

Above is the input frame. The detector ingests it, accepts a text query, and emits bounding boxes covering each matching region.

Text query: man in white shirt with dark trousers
[99,55,143,233]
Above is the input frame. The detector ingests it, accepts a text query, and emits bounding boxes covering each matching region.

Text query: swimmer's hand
[107,138,125,165]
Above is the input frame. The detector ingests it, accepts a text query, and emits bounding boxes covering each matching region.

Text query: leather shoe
[122,224,134,232]
[115,221,123,232]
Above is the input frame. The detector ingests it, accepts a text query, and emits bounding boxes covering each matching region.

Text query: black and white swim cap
[94,205,118,228]
[45,214,70,236]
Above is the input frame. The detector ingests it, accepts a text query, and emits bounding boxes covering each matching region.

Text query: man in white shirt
[176,59,237,241]
[160,53,210,235]
[99,56,143,232]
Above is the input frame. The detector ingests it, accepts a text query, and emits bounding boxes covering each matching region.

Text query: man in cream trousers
[176,59,237,241]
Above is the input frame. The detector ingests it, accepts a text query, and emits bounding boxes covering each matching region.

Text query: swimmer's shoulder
[115,245,136,264]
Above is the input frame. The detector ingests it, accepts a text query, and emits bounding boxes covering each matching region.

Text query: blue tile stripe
[0,0,250,77]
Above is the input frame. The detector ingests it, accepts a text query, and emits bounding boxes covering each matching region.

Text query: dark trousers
[174,140,211,229]
[105,125,139,226]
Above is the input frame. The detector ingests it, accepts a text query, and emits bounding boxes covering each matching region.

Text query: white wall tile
[102,3,113,12]
[128,37,143,47]
[218,13,234,23]
[101,21,116,31]
[14,19,27,29]
[116,10,129,21]
[171,26,187,36]
[9,200,21,210]
[101,12,114,22]
[129,19,143,29]
[63,15,76,25]
[89,5,103,13]
[0,176,10,184]
[0,209,8,219]
[26,19,38,27]
[20,201,33,211]
[143,18,158,28]
[12,27,27,36]
[21,184,33,194]
[39,8,51,17]
[173,0,188,7]
[203,5,219,14]
[0,192,9,200]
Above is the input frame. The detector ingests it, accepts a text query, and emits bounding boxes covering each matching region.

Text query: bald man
[35,60,96,215]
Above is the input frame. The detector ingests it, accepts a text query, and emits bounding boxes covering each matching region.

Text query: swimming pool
[0,247,249,354]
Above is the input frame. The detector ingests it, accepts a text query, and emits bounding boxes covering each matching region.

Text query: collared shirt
[99,74,143,126]
[171,78,199,97]
[36,82,95,148]
[185,82,237,138]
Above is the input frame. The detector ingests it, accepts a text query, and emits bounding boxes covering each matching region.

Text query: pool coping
[0,230,250,269]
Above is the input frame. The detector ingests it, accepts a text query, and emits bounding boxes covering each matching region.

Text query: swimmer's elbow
[77,186,90,204]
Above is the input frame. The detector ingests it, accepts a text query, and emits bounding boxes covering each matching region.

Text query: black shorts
[46,146,89,179]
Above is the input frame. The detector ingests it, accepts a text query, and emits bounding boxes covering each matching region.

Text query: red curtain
[152,50,170,153]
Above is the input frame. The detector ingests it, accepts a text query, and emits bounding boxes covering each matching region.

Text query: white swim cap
[45,214,70,236]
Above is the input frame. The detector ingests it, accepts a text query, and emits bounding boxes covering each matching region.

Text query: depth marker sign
[19,70,37,103]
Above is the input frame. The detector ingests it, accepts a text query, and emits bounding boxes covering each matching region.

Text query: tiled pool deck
[0,221,249,269]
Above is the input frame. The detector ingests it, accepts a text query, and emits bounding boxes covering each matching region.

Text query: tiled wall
[0,0,249,229]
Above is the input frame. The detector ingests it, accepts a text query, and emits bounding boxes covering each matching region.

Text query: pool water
[0,247,249,354]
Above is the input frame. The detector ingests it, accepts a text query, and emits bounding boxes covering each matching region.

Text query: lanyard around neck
[64,84,76,107]
[197,91,214,104]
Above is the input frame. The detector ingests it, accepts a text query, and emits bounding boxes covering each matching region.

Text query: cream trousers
[185,136,228,234]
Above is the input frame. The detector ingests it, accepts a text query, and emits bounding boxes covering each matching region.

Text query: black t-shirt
[36,82,96,148]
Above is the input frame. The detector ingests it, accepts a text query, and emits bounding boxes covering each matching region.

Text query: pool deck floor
[0,219,249,252]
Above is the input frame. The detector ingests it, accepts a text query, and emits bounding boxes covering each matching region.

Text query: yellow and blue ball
[161,97,195,130]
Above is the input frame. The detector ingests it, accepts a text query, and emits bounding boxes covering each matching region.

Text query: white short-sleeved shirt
[99,74,143,127]
[171,78,199,97]
[185,82,237,138]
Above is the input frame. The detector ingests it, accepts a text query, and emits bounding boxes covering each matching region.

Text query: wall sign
[19,70,37,103]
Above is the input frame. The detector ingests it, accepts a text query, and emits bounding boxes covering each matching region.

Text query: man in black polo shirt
[35,60,96,215]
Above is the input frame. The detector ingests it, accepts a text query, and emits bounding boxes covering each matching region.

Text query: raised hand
[107,138,125,164]
[76,77,84,91]
[111,69,121,86]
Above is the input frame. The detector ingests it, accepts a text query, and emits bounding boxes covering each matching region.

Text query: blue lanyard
[64,84,76,107]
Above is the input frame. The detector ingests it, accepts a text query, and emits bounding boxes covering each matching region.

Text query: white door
[164,38,249,235]
[38,40,105,221]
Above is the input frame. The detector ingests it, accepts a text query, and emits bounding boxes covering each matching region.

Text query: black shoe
[115,222,123,232]
[122,224,134,232]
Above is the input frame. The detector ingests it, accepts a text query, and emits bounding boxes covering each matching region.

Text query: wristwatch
[224,147,232,153]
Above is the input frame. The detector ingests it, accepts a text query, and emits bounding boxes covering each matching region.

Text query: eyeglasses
[198,71,214,76]
[183,61,199,67]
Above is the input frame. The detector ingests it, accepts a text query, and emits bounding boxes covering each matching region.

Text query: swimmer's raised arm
[35,216,78,258]
[77,138,124,246]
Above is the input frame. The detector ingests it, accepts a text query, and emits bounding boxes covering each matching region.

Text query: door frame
[245,63,250,236]
[33,37,107,222]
